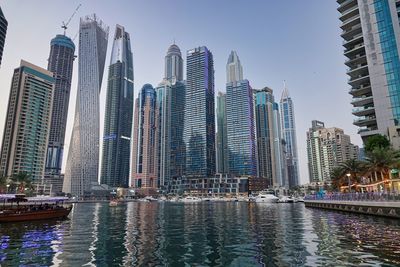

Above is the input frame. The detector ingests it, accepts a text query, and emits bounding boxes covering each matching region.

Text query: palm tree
[330,166,345,190]
[365,147,400,182]
[339,158,364,186]
[11,172,33,194]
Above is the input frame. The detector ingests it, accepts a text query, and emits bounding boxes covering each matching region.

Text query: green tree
[0,176,7,193]
[365,147,400,182]
[330,166,345,190]
[11,172,33,194]
[364,134,390,152]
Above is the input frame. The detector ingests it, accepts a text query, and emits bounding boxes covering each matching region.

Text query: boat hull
[0,207,72,223]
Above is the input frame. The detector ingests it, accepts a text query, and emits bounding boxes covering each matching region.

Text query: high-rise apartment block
[63,15,108,196]
[307,120,359,183]
[216,92,228,174]
[254,87,287,187]
[338,0,400,147]
[0,60,54,182]
[131,84,159,194]
[225,51,256,177]
[44,34,75,194]
[184,46,215,178]
[100,25,134,188]
[0,7,7,66]
[280,86,300,188]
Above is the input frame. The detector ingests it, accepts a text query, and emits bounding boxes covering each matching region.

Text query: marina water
[1,202,400,266]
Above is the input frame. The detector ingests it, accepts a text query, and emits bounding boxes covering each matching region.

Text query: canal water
[0,202,399,266]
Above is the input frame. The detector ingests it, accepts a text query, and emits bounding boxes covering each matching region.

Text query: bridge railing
[305,192,400,202]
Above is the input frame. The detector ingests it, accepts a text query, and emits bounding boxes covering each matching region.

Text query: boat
[254,191,279,203]
[0,194,72,223]
[278,196,294,203]
[295,197,305,202]
[180,196,201,203]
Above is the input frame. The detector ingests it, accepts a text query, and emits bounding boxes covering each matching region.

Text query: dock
[305,199,400,219]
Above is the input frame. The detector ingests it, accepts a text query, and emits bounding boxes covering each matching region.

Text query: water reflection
[0,202,399,266]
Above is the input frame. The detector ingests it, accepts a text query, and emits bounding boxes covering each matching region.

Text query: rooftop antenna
[62,4,82,35]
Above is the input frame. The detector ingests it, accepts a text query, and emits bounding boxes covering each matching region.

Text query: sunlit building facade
[216,92,228,174]
[63,15,109,196]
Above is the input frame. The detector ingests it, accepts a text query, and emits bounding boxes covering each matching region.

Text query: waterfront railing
[305,192,400,202]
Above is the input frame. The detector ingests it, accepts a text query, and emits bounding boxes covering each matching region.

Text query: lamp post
[6,184,10,194]
[346,173,351,193]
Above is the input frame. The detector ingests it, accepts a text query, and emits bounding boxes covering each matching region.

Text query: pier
[305,193,400,219]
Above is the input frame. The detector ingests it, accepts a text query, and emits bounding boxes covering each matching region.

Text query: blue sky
[0,1,360,184]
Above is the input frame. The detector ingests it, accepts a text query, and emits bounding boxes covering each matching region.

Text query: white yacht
[254,192,279,203]
[180,196,202,203]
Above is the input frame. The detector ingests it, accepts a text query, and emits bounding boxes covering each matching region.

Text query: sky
[0,0,362,185]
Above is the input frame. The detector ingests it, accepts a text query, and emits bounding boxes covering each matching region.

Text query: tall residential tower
[225,51,256,176]
[216,92,228,174]
[44,34,75,193]
[0,7,7,66]
[338,0,400,147]
[184,46,215,178]
[0,60,54,182]
[63,15,109,196]
[280,86,300,188]
[100,25,134,188]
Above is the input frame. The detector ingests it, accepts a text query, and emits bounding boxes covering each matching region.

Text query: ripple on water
[0,202,400,266]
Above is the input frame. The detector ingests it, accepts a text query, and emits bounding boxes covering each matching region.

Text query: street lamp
[346,173,351,193]
[6,184,10,194]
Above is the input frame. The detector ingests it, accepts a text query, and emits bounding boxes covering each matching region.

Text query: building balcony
[341,14,360,31]
[353,116,377,127]
[345,54,366,68]
[344,44,365,58]
[341,24,362,41]
[343,33,363,49]
[346,64,368,78]
[348,74,370,88]
[339,4,359,23]
[349,85,372,97]
[358,126,378,135]
[351,95,373,107]
[338,0,357,13]
[352,106,375,116]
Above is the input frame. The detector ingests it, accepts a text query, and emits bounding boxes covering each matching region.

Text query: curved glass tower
[63,15,109,196]
[100,25,134,188]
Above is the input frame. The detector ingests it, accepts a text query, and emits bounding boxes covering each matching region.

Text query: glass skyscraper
[100,25,134,188]
[338,0,400,148]
[216,92,228,174]
[156,44,185,191]
[0,60,54,182]
[131,84,158,194]
[225,51,256,176]
[0,7,7,66]
[280,86,300,188]
[254,87,287,188]
[63,15,109,196]
[184,46,215,178]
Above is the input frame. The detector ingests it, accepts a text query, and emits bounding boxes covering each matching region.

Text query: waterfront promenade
[305,192,400,219]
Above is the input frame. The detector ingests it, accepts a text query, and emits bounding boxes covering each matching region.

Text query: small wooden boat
[0,194,72,223]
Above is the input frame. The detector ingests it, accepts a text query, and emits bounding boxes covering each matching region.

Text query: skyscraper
[0,7,7,66]
[131,84,158,195]
[216,92,228,174]
[254,87,287,188]
[63,15,108,196]
[184,46,215,178]
[44,35,75,188]
[100,25,134,188]
[164,43,183,82]
[307,120,359,183]
[280,86,300,188]
[338,0,400,148]
[156,44,185,191]
[225,51,256,176]
[0,60,54,182]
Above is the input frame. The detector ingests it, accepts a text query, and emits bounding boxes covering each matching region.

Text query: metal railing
[305,192,400,202]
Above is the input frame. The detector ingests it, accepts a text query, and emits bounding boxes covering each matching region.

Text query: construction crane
[62,4,81,35]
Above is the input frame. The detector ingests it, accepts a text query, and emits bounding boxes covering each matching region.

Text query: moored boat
[0,194,72,223]
[254,191,279,203]
[180,196,201,203]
